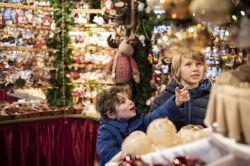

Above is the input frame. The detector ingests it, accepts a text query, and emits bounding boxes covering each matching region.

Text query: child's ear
[107,111,117,119]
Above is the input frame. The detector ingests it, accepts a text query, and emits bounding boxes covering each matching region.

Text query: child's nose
[192,64,199,70]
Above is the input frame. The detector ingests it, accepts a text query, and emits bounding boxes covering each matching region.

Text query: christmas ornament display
[121,131,154,155]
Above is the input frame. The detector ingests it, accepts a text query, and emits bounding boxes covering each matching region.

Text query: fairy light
[240,10,245,16]
[232,15,237,21]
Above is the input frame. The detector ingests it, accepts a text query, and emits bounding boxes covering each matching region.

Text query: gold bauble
[178,124,208,143]
[190,0,232,25]
[147,118,180,148]
[121,131,154,155]
[162,0,191,20]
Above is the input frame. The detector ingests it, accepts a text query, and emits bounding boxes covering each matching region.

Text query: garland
[46,0,73,107]
[133,0,153,112]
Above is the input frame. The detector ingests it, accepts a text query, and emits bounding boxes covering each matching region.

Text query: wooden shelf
[0,2,57,12]
[70,81,115,86]
[0,46,58,52]
[2,24,53,31]
[70,8,116,15]
[68,63,105,69]
[69,24,117,32]
[0,113,99,124]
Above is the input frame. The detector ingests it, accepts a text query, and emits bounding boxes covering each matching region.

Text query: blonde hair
[171,49,207,83]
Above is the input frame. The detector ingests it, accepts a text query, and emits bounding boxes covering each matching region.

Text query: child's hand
[175,86,190,107]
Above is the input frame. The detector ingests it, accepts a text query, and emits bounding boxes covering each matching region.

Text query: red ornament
[171,156,206,166]
[15,12,19,26]
[61,22,65,28]
[119,154,150,166]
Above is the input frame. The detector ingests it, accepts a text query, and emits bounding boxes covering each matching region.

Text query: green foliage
[46,0,73,107]
[133,1,154,112]
[14,77,26,88]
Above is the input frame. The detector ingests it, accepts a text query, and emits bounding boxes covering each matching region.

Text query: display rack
[0,2,57,96]
[68,0,116,115]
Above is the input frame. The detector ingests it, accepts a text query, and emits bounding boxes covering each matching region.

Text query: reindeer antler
[107,35,119,48]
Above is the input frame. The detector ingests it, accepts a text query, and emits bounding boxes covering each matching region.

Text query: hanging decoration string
[61,0,66,106]
[142,20,150,40]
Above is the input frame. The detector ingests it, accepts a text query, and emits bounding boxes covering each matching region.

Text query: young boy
[96,87,183,165]
[150,49,211,130]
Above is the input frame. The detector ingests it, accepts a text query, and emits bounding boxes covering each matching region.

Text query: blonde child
[150,49,211,130]
[96,87,182,165]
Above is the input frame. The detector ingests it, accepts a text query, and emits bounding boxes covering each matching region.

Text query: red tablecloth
[0,118,99,166]
[0,89,17,103]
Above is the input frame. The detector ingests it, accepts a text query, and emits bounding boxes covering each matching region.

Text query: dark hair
[96,87,129,120]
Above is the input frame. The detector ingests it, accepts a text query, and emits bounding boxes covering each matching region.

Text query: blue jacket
[96,99,181,165]
[150,79,211,130]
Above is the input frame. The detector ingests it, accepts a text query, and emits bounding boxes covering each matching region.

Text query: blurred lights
[232,15,237,21]
[241,11,245,16]
[171,14,177,19]
[162,36,168,41]
[197,24,202,29]
[188,27,195,33]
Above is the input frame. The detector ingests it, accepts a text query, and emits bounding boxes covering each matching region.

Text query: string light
[240,11,245,16]
[232,15,237,21]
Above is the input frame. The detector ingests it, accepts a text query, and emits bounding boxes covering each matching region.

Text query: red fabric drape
[0,89,17,103]
[0,118,99,166]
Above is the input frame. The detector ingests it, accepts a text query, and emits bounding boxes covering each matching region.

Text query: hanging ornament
[0,8,6,28]
[229,17,250,48]
[146,0,164,10]
[189,0,232,25]
[162,0,191,20]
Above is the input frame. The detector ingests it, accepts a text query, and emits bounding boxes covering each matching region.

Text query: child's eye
[196,62,202,66]
[185,63,191,66]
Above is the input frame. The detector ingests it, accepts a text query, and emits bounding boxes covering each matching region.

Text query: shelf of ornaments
[70,8,116,15]
[0,2,57,12]
[0,46,57,52]
[0,25,58,52]
[2,24,57,31]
